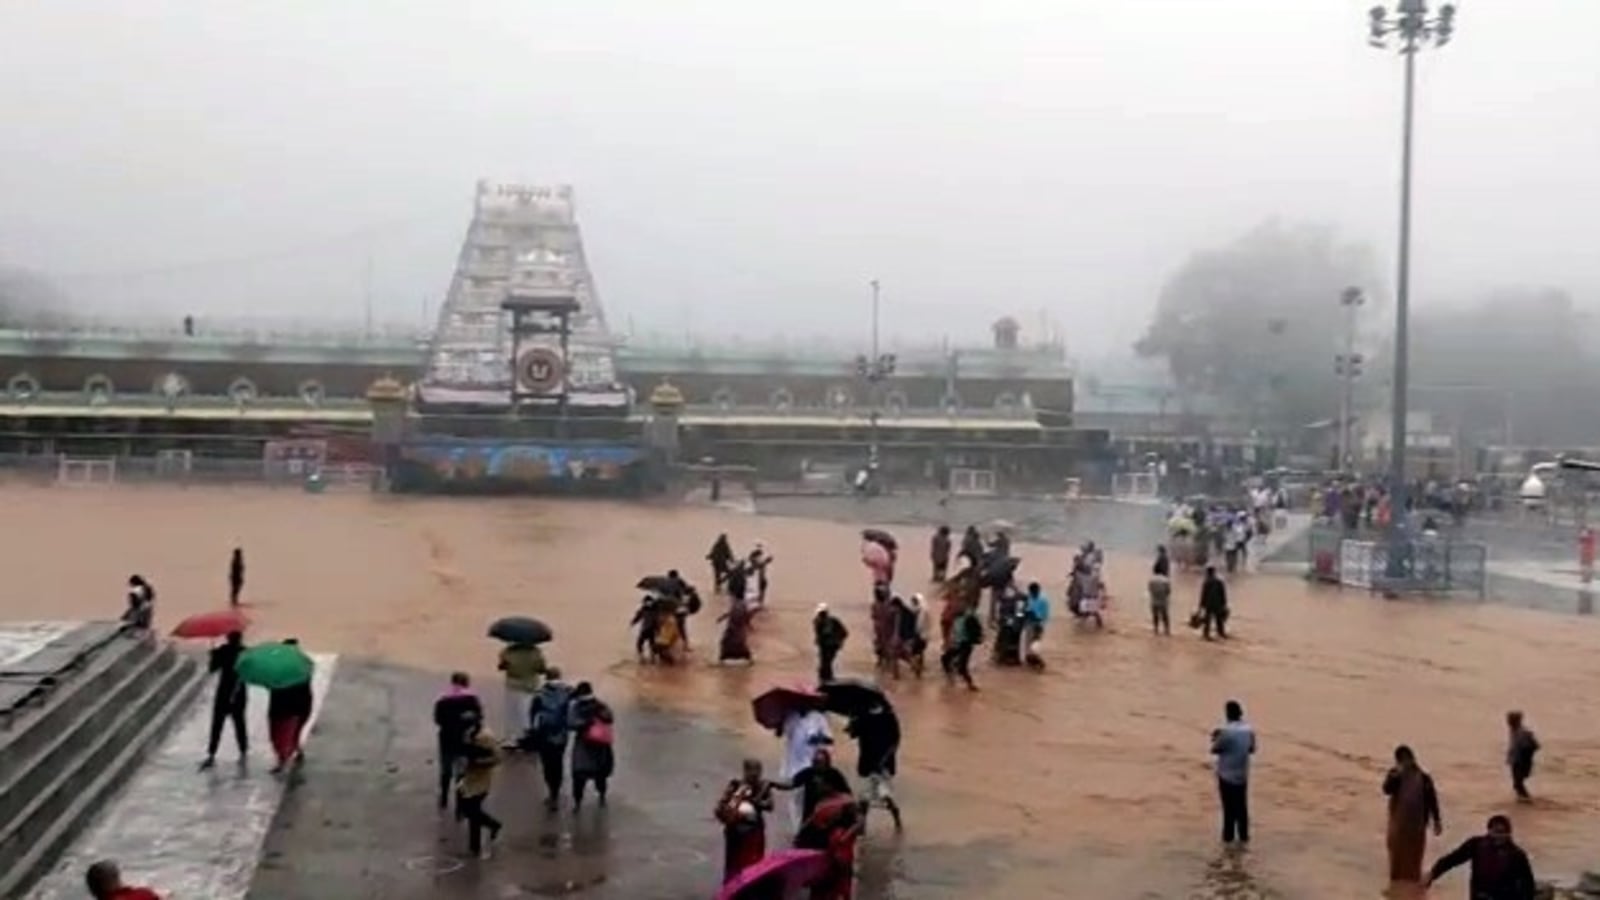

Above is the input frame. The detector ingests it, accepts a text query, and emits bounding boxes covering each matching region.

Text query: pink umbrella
[860,541,891,581]
[752,685,823,731]
[714,849,829,900]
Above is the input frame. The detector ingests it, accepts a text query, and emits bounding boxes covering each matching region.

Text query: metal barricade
[1307,526,1488,596]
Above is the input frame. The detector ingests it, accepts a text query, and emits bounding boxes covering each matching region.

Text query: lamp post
[1335,287,1366,473]
[856,279,897,476]
[1367,0,1456,580]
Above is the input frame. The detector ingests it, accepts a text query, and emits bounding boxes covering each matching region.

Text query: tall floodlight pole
[1335,287,1366,473]
[1367,0,1456,580]
[856,280,896,479]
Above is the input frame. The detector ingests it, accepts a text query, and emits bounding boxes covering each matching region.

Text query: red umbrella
[751,685,822,731]
[714,849,828,900]
[171,609,250,639]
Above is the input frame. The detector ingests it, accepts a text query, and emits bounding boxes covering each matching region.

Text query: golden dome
[648,380,685,411]
[365,376,409,402]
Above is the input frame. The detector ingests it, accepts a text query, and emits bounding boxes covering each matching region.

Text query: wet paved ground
[31,654,339,900]
[0,620,76,669]
[246,661,996,900]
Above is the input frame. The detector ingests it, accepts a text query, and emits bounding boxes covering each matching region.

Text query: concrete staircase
[0,624,202,898]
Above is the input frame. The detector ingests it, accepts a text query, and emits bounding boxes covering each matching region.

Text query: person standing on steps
[122,575,155,631]
[199,631,248,770]
[228,547,245,606]
[1211,699,1256,845]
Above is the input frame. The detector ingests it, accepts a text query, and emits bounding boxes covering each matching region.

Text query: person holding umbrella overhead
[235,638,316,774]
[170,609,253,771]
[825,680,903,831]
[488,616,552,748]
[201,631,249,770]
[752,686,832,833]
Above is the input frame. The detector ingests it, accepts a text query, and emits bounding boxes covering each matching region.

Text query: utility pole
[1335,287,1366,473]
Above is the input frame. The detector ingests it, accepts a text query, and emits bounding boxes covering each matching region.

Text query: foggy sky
[1,1,1596,354]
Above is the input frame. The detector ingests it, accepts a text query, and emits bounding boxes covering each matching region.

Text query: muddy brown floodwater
[3,485,1599,898]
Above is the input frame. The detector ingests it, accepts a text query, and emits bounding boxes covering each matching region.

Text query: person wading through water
[1425,814,1537,899]
[930,525,952,582]
[941,602,983,691]
[716,759,775,884]
[1505,710,1540,802]
[1383,744,1442,886]
[707,534,734,593]
[199,631,248,770]
[1198,566,1230,640]
[1211,699,1256,845]
[228,547,245,606]
[813,604,848,684]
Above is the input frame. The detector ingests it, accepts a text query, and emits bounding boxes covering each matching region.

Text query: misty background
[0,2,1596,378]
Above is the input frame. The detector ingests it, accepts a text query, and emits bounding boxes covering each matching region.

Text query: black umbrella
[861,529,898,552]
[978,556,1021,589]
[636,575,676,593]
[487,616,553,645]
[819,677,891,717]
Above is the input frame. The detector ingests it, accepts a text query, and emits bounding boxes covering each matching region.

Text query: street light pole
[856,280,895,486]
[1336,287,1366,473]
[870,279,881,367]
[1367,0,1456,580]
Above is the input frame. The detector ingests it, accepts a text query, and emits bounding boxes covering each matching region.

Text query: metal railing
[1306,525,1487,595]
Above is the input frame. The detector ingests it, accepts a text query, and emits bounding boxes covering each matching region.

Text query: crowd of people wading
[615,517,1548,900]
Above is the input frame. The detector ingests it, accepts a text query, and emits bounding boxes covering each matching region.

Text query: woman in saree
[1383,744,1442,885]
[652,602,684,665]
[793,781,862,900]
[717,599,755,665]
[716,758,776,883]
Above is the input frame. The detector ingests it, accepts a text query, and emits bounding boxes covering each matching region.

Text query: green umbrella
[236,641,314,690]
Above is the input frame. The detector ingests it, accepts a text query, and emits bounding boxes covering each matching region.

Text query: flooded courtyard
[2,484,1598,897]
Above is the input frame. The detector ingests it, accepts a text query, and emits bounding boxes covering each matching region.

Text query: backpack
[531,687,571,738]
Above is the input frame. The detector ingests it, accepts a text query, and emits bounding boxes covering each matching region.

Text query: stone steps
[0,630,202,898]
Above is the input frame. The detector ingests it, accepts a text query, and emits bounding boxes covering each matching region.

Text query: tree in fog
[1406,288,1600,446]
[1134,220,1382,427]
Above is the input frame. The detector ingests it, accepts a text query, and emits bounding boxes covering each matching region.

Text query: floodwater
[3,484,1599,897]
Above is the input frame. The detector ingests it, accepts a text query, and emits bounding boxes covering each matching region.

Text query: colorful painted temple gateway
[0,183,1093,493]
